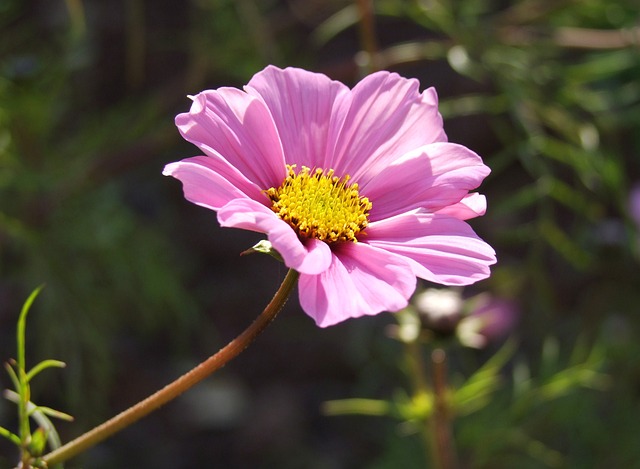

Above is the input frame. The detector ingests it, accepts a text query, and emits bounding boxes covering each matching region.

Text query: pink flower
[458,294,519,348]
[164,66,496,327]
[473,296,518,342]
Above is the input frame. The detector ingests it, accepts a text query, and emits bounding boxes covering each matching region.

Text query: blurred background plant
[1,0,639,467]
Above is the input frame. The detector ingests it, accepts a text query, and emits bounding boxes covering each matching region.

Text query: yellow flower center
[266,165,372,243]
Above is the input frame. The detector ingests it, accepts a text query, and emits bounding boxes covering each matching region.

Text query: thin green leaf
[538,219,592,270]
[311,5,359,46]
[3,388,20,404]
[4,360,21,392]
[565,49,637,83]
[0,425,21,446]
[26,360,66,383]
[542,177,602,220]
[454,339,516,415]
[375,40,448,69]
[439,94,508,119]
[17,285,45,372]
[491,184,542,217]
[536,366,610,402]
[508,429,565,467]
[30,405,74,422]
[322,398,391,417]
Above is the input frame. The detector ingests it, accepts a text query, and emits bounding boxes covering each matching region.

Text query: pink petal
[163,156,266,211]
[217,199,332,275]
[298,243,416,327]
[435,193,487,220]
[362,143,490,221]
[245,66,349,169]
[470,295,519,341]
[366,212,496,285]
[175,88,287,189]
[327,71,446,185]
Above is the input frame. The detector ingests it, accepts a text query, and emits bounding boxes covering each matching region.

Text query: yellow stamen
[266,165,372,243]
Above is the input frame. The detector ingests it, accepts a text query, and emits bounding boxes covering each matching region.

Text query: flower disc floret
[266,165,372,243]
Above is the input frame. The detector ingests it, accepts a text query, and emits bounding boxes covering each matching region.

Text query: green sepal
[240,240,284,262]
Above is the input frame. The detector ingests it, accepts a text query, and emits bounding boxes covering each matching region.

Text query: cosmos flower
[458,294,519,348]
[164,66,496,327]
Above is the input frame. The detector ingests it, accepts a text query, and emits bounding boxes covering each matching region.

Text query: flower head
[164,66,496,327]
[458,294,519,348]
[414,287,464,336]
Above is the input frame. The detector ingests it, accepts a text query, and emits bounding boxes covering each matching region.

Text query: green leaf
[17,285,45,372]
[4,360,21,392]
[491,184,540,217]
[536,365,610,402]
[439,94,508,119]
[3,388,20,404]
[311,5,359,46]
[0,424,21,445]
[538,219,592,270]
[512,340,609,417]
[508,429,565,467]
[541,177,602,220]
[565,49,637,83]
[26,360,66,383]
[322,398,392,417]
[533,136,604,189]
[454,340,516,416]
[31,405,74,423]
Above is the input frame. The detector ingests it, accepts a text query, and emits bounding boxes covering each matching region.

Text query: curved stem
[40,268,299,467]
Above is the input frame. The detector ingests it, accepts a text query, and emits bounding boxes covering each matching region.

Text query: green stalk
[16,286,44,465]
[355,0,380,72]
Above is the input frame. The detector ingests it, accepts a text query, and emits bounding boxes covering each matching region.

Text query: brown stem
[431,348,458,469]
[355,0,380,73]
[405,340,433,465]
[39,268,299,467]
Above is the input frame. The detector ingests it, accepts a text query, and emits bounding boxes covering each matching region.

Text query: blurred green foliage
[1,0,640,467]
[0,0,201,424]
